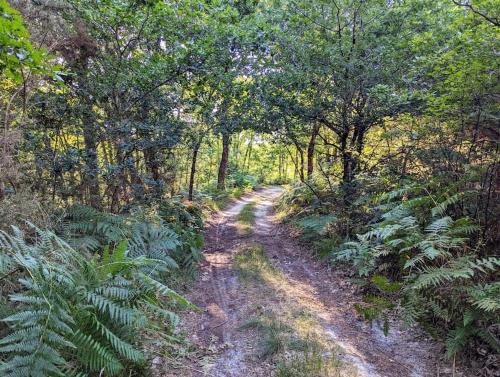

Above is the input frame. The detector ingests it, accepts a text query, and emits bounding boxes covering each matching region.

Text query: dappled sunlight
[233,241,373,377]
[2,0,493,374]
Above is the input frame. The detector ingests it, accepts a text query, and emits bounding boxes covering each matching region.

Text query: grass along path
[233,243,344,376]
[235,201,256,235]
[156,187,451,377]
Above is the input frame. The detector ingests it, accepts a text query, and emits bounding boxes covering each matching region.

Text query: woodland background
[0,0,498,376]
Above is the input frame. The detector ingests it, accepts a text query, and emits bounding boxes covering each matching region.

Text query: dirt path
[160,187,457,377]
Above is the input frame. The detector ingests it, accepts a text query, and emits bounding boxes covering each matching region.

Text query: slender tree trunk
[307,124,320,180]
[342,151,352,183]
[129,153,143,202]
[246,141,254,171]
[82,118,101,208]
[338,129,352,184]
[234,133,241,169]
[293,149,298,180]
[284,153,288,181]
[188,139,202,201]
[144,148,160,182]
[290,137,305,182]
[297,148,305,182]
[217,133,230,190]
[144,146,163,199]
[0,181,5,201]
[243,133,254,171]
[110,144,125,213]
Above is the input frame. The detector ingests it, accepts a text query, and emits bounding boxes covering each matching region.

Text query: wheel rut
[160,187,453,377]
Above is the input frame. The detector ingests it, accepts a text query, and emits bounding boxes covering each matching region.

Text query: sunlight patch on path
[171,187,434,377]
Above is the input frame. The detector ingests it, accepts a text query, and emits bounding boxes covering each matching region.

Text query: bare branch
[451,0,499,27]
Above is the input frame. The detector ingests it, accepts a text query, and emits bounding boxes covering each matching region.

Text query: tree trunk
[188,139,202,201]
[290,137,305,182]
[82,118,101,208]
[342,151,353,183]
[109,138,127,213]
[129,152,143,203]
[144,148,160,182]
[217,133,230,190]
[243,133,254,170]
[307,124,320,180]
[144,146,163,199]
[299,150,305,182]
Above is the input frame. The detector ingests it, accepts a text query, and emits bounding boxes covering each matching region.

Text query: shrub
[332,185,500,358]
[0,226,190,376]
[58,200,204,277]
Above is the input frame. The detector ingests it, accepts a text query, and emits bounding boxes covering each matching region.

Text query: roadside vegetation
[0,0,498,375]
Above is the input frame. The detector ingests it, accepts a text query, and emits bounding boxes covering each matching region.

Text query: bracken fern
[0,226,191,376]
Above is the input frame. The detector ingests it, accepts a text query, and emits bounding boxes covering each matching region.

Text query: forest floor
[155,187,462,377]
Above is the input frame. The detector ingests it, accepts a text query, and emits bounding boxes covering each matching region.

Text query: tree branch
[451,1,499,26]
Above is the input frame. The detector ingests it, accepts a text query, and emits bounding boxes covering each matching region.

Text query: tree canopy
[0,0,498,375]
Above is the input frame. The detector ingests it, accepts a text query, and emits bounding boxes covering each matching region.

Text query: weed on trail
[276,340,342,377]
[233,243,275,281]
[236,201,257,235]
[240,312,342,377]
[233,243,343,376]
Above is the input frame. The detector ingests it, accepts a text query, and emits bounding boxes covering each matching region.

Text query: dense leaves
[0,227,191,376]
[0,0,498,374]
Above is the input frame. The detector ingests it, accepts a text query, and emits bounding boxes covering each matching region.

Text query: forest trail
[162,187,452,377]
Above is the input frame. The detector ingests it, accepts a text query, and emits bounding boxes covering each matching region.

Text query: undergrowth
[0,227,192,376]
[277,180,500,364]
[0,198,204,376]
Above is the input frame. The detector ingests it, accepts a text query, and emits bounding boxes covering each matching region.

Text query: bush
[0,190,53,234]
[227,170,260,189]
[0,227,191,376]
[332,184,500,358]
[58,200,204,277]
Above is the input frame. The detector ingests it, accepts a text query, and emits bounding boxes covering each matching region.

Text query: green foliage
[331,238,376,277]
[0,0,49,81]
[370,275,402,294]
[354,295,394,337]
[276,184,317,214]
[227,170,260,189]
[157,200,204,276]
[332,185,499,357]
[60,200,204,277]
[293,215,337,236]
[0,226,189,376]
[1,0,498,372]
[352,276,400,336]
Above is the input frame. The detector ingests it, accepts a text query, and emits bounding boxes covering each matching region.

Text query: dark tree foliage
[0,0,498,375]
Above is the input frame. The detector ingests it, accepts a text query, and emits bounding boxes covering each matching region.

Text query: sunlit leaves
[0,0,49,82]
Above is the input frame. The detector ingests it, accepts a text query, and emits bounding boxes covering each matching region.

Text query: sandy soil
[156,187,461,377]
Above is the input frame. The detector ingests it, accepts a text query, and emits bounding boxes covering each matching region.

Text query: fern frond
[73,330,123,375]
[425,216,453,233]
[431,192,465,217]
[467,283,500,312]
